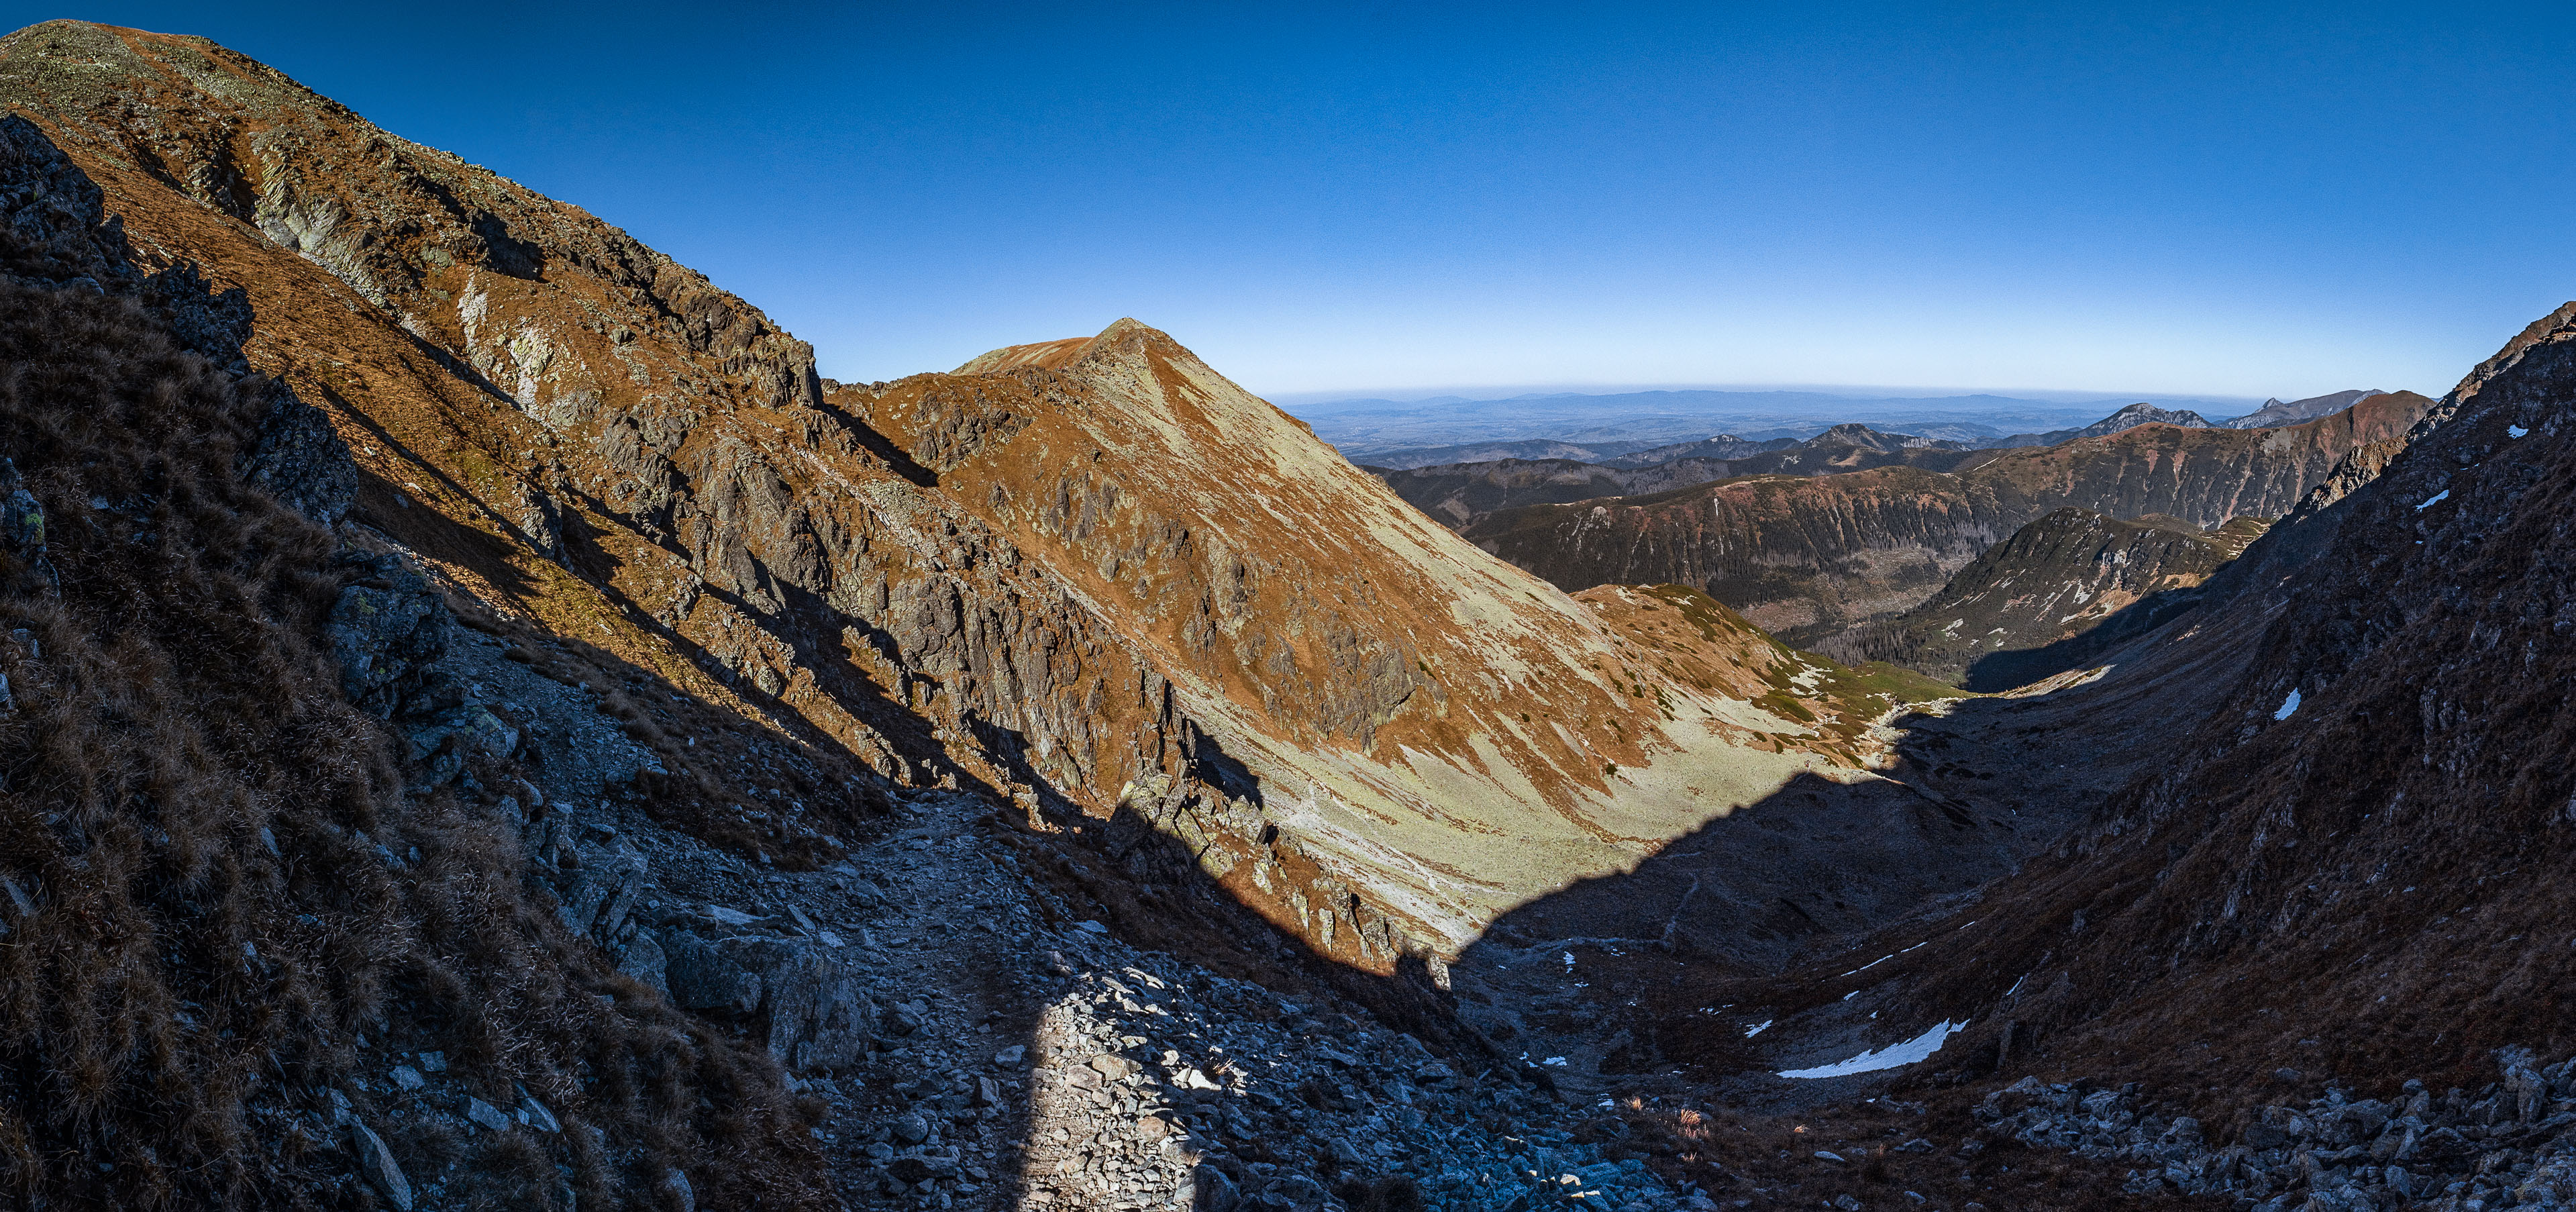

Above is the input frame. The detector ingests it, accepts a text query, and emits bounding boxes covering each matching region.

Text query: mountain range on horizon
[0,19,2569,1212]
[1292,385,2380,464]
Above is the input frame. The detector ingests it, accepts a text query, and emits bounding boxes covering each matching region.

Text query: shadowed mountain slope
[1665,296,2576,1118]
[1370,425,1999,529]
[0,107,840,1210]
[1816,509,2269,689]
[0,18,1990,989]
[1461,393,2426,646]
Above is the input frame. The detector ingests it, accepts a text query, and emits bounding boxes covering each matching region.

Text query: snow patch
[2274,689,2301,721]
[2510,425,2530,438]
[1778,1020,1967,1079]
[1744,1020,1771,1038]
[2416,489,2449,511]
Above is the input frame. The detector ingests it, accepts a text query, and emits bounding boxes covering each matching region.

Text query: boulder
[656,928,873,1071]
[325,558,452,718]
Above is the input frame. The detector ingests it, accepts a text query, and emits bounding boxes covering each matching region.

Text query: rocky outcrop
[325,552,454,716]
[1463,392,2426,646]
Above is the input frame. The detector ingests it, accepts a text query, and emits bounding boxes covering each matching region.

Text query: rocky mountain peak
[2082,401,2212,434]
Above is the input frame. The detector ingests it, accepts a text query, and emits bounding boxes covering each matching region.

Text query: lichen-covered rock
[325,556,453,717]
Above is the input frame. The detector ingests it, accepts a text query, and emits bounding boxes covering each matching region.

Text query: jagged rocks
[236,376,358,525]
[1975,1048,2576,1210]
[325,555,454,718]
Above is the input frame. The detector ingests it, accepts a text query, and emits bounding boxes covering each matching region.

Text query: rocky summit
[0,17,2571,1212]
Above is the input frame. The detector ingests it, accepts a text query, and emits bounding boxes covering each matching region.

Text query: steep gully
[0,19,2569,1212]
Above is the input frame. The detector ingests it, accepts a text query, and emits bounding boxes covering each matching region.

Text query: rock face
[1370,425,1994,529]
[1819,509,2268,689]
[1461,392,2426,646]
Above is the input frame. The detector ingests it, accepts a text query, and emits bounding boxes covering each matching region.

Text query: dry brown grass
[0,266,832,1209]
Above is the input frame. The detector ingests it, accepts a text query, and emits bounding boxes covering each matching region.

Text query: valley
[0,18,2569,1212]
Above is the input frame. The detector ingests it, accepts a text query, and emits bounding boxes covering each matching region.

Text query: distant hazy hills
[1294,387,2287,465]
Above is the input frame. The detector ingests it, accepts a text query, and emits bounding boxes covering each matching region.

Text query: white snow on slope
[2275,689,2301,721]
[2510,425,2530,439]
[2417,489,2449,511]
[1778,1020,1968,1079]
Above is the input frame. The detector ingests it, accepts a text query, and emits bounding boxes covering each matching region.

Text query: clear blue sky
[15,2,2575,399]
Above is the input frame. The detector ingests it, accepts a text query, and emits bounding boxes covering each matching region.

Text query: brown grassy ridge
[0,265,828,1206]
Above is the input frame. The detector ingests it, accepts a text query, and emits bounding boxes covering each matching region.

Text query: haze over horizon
[1263,381,2284,411]
[20,1,2571,402]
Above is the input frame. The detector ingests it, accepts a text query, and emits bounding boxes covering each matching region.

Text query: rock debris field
[785,787,1718,1211]
[1975,1047,2576,1211]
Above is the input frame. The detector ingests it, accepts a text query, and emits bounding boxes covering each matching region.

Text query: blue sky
[18,2,2576,399]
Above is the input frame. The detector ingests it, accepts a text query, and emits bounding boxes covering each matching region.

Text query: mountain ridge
[1458,392,2426,645]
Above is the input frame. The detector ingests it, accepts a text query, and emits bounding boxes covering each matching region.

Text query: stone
[1088,1054,1140,1081]
[521,1095,560,1133]
[389,1065,424,1091]
[659,929,764,1015]
[617,929,670,999]
[417,1051,446,1072]
[324,558,454,719]
[1137,1115,1171,1143]
[993,1045,1026,1066]
[891,1112,931,1146]
[348,1118,414,1210]
[238,377,359,523]
[1191,1165,1241,1212]
[663,1168,695,1211]
[465,1096,511,1132]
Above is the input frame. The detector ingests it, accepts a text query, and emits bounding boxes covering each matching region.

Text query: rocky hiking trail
[770,787,1722,1212]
